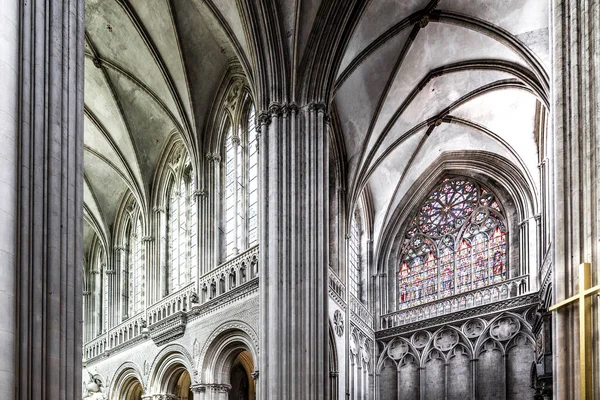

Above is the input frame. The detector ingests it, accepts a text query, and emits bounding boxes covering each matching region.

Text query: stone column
[258,103,329,398]
[551,0,600,398]
[0,0,85,399]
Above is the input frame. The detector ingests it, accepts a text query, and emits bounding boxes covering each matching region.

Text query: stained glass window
[398,177,507,308]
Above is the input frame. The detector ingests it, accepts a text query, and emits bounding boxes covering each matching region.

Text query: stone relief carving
[433,329,459,352]
[489,316,520,341]
[462,318,485,338]
[333,310,344,337]
[411,331,429,349]
[388,339,409,360]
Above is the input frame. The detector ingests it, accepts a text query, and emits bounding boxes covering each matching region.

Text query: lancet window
[121,204,144,319]
[221,96,258,260]
[398,177,507,308]
[165,149,197,293]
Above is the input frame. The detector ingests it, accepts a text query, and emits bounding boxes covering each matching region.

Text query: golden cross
[549,262,600,400]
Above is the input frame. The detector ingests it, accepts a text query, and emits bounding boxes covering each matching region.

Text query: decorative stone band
[141,394,178,400]
[190,383,232,393]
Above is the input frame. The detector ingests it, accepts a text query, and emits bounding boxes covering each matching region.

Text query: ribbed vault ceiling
[83,0,550,261]
[83,0,249,252]
[333,0,549,253]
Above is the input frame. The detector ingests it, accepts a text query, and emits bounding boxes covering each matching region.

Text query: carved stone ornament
[411,331,429,349]
[462,318,485,338]
[489,316,520,341]
[349,334,358,355]
[361,339,371,363]
[388,338,409,360]
[333,310,344,337]
[434,329,459,351]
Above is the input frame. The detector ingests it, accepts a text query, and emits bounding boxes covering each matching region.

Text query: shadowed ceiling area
[332,0,549,253]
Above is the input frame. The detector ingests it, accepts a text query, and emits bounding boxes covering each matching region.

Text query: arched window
[122,208,144,319]
[221,98,258,260]
[398,177,507,308]
[348,214,362,300]
[94,246,104,336]
[166,150,197,293]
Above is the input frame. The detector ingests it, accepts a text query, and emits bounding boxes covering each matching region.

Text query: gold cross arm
[549,263,600,400]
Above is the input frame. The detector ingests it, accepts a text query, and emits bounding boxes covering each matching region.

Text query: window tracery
[123,209,144,318]
[398,177,507,308]
[165,149,197,293]
[221,96,258,260]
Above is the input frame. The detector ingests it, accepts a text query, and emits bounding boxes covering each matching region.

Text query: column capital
[190,383,231,393]
[141,236,155,243]
[251,370,259,381]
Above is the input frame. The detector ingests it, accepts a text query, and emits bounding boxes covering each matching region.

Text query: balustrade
[380,275,529,330]
[198,245,259,304]
[350,294,373,329]
[147,282,197,326]
[82,247,260,362]
[328,269,346,300]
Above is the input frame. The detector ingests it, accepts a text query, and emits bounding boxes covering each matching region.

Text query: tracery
[398,177,507,308]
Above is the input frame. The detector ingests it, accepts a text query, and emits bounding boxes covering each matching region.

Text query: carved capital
[257,111,271,126]
[206,152,221,163]
[105,269,116,275]
[308,101,327,113]
[153,206,165,214]
[268,102,283,117]
[141,236,154,243]
[114,245,126,252]
[251,370,259,381]
[83,291,91,296]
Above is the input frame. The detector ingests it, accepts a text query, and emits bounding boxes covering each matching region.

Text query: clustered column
[551,0,600,398]
[258,103,330,398]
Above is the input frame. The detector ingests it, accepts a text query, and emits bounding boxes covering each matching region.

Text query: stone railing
[107,312,146,349]
[83,247,260,362]
[328,269,346,301]
[350,294,373,329]
[380,275,529,330]
[147,282,197,326]
[83,333,108,361]
[198,246,259,304]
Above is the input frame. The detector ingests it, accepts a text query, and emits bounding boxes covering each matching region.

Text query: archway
[228,350,255,400]
[173,370,194,400]
[199,323,259,399]
[122,380,143,400]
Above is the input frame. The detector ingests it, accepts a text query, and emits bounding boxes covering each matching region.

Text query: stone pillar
[551,0,600,398]
[258,103,329,398]
[0,0,85,398]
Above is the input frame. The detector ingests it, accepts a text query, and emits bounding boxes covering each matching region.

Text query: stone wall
[82,292,259,398]
[375,307,537,400]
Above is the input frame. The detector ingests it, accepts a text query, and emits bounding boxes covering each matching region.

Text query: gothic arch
[197,321,259,385]
[420,325,474,366]
[380,151,539,315]
[148,344,197,393]
[108,361,147,400]
[151,132,196,209]
[473,311,535,355]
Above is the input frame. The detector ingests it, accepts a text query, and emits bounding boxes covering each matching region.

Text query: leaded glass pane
[398,177,508,308]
